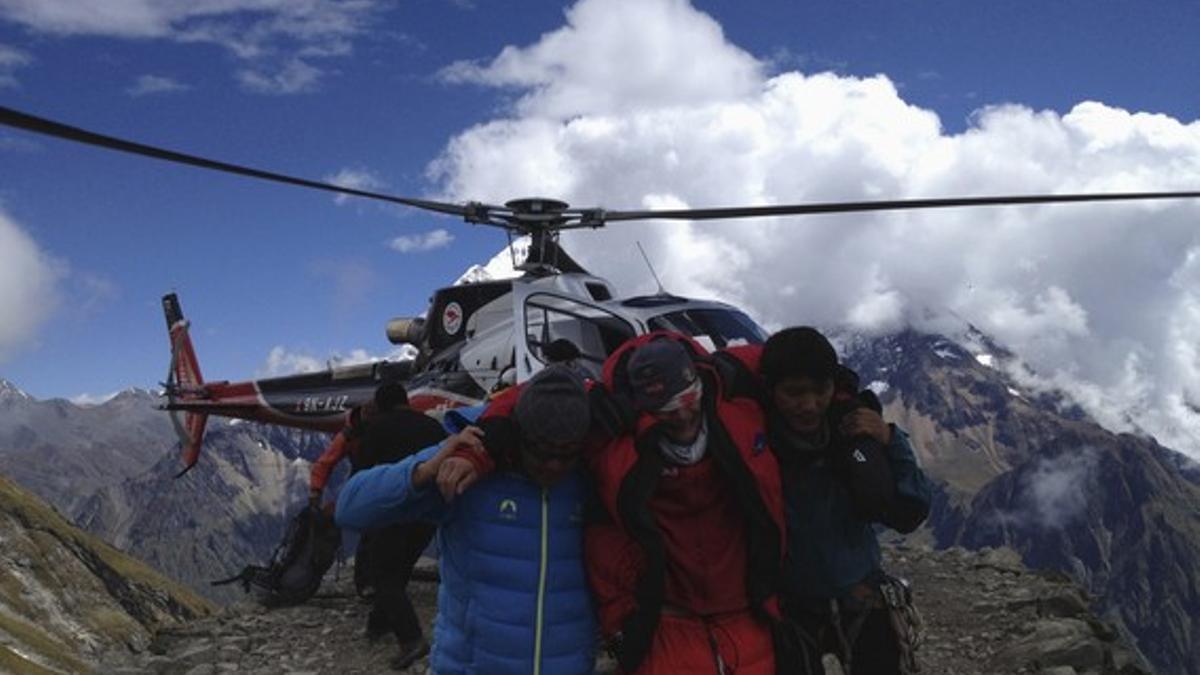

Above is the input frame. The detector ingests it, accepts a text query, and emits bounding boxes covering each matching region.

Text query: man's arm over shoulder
[309,430,349,493]
[335,443,449,530]
[879,426,933,533]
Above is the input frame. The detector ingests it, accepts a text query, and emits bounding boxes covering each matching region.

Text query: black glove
[829,398,895,522]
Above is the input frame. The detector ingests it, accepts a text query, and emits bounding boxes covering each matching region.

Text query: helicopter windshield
[523,293,637,379]
[646,308,767,351]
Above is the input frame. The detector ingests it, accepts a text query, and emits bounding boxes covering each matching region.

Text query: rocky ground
[96,545,1152,675]
[885,544,1150,675]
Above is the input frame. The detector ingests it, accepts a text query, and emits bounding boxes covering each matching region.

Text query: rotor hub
[504,197,570,215]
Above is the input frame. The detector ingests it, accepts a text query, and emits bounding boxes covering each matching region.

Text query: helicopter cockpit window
[646,309,767,351]
[523,293,636,379]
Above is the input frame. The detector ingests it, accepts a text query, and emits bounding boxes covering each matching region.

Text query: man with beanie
[759,326,931,675]
[335,365,598,675]
[585,332,791,675]
[353,382,447,669]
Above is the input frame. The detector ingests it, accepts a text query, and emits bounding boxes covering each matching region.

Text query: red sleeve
[585,516,645,638]
[481,384,521,420]
[446,384,524,476]
[309,431,349,491]
[722,343,763,374]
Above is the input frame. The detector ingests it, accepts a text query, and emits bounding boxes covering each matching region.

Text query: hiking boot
[390,638,430,671]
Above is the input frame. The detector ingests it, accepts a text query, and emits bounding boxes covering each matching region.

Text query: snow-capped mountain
[453,235,529,285]
[0,377,32,404]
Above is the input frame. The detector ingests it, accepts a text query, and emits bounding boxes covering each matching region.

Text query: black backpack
[213,503,342,607]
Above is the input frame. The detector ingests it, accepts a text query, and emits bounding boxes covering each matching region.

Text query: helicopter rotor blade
[5,105,1200,229]
[601,191,1200,222]
[0,105,501,222]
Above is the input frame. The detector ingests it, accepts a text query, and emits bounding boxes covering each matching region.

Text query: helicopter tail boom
[162,293,210,476]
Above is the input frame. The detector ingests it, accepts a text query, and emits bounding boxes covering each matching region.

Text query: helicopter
[3,104,1200,475]
[158,198,770,474]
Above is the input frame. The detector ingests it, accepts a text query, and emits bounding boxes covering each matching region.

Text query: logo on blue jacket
[498,498,518,520]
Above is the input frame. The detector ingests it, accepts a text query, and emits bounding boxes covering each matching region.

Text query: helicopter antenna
[636,241,667,295]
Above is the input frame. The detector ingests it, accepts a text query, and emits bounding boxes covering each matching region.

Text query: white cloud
[259,346,323,377]
[236,57,321,95]
[258,344,417,377]
[324,167,386,205]
[0,209,64,361]
[0,0,381,93]
[75,271,119,315]
[126,73,189,96]
[389,228,455,254]
[429,0,1200,457]
[1003,448,1100,530]
[438,0,760,119]
[0,42,31,87]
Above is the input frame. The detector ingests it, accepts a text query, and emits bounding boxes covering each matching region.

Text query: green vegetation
[0,473,217,672]
[0,474,213,619]
[0,611,88,674]
[0,643,67,675]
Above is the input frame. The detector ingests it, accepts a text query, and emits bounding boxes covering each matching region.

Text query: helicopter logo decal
[443,302,463,336]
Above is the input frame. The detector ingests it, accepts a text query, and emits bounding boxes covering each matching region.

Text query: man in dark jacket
[354,382,447,670]
[759,327,932,675]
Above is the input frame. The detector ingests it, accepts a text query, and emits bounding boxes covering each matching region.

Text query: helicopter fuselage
[160,272,767,471]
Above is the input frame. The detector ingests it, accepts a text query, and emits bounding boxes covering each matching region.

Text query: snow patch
[455,236,529,285]
[867,380,890,395]
[69,390,120,406]
[0,378,32,400]
[933,347,960,360]
[975,353,996,368]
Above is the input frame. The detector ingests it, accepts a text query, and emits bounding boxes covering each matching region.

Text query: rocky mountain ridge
[0,384,334,604]
[0,472,213,673]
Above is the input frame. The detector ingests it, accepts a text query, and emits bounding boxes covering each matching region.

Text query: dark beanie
[760,327,838,386]
[626,339,698,411]
[514,365,590,445]
[544,338,582,364]
[374,381,409,411]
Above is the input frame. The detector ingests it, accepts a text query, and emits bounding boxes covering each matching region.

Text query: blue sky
[1,0,1199,454]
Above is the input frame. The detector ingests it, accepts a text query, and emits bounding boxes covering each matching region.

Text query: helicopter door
[515,291,637,383]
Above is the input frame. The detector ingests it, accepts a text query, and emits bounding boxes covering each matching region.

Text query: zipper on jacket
[533,488,549,675]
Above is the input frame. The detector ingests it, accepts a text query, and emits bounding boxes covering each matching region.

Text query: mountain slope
[943,435,1200,675]
[843,329,1200,674]
[0,473,213,674]
[76,421,330,604]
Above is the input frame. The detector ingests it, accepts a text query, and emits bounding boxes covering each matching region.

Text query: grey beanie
[514,365,591,445]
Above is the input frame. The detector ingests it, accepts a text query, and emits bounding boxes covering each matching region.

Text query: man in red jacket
[586,333,791,675]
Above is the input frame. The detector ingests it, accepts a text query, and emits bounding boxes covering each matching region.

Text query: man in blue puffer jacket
[336,366,597,675]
